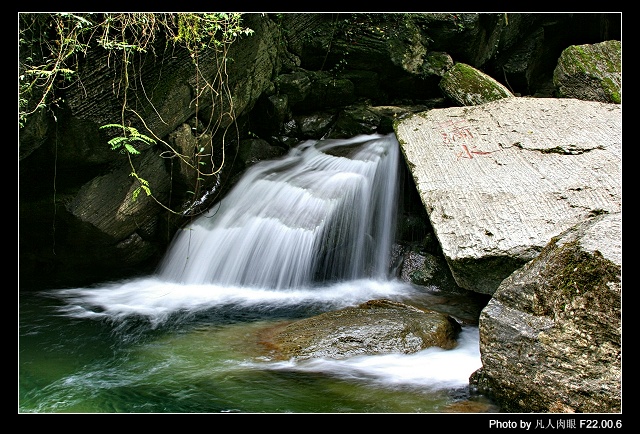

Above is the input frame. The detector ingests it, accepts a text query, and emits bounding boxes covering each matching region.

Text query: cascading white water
[24,132,489,413]
[158,133,400,289]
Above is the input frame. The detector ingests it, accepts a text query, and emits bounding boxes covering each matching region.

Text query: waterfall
[26,132,487,413]
[157,133,400,289]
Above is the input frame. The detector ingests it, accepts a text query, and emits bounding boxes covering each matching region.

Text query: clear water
[19,134,498,413]
[19,280,494,413]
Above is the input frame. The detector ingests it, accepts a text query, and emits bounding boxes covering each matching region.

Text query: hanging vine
[19,12,254,215]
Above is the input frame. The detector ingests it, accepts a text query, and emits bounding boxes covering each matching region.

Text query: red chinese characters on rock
[456,144,493,160]
[437,119,493,160]
[439,119,475,144]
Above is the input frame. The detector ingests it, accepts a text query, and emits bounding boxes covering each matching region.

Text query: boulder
[553,40,622,104]
[261,299,462,360]
[395,97,621,295]
[471,213,621,413]
[438,62,514,106]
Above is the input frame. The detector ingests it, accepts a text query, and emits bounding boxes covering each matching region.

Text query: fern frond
[130,134,156,145]
[124,144,141,154]
[107,136,128,148]
[100,124,126,130]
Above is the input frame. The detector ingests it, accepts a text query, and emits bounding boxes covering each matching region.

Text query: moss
[454,63,477,80]
[536,240,621,317]
[567,45,590,74]
[602,77,621,103]
[392,119,403,133]
[560,41,621,102]
[445,63,510,102]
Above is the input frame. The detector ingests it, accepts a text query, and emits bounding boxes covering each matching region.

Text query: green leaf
[100,124,125,130]
[131,135,156,145]
[124,144,140,154]
[107,136,127,148]
[132,186,141,201]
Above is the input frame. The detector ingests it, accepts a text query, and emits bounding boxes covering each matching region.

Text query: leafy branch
[99,123,156,201]
[100,124,156,155]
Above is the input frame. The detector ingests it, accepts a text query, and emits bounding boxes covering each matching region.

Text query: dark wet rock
[237,138,287,167]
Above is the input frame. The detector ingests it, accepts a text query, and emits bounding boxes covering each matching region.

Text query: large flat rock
[395,97,621,294]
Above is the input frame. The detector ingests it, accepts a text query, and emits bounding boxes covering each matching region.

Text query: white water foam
[250,326,482,391]
[47,133,482,394]
[157,133,400,288]
[53,277,418,324]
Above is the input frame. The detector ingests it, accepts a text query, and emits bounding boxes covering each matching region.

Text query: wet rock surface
[259,298,463,361]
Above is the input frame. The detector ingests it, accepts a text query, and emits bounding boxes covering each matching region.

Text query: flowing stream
[19,134,497,413]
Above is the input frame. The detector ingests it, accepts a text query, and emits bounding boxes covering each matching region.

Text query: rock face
[19,14,286,289]
[262,299,462,360]
[395,97,622,295]
[19,13,622,413]
[553,40,622,104]
[471,213,621,413]
[19,13,620,290]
